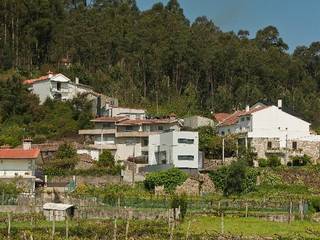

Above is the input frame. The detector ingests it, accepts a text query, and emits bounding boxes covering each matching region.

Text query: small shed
[43,203,75,221]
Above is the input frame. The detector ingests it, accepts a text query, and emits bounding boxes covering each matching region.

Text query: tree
[97,150,116,168]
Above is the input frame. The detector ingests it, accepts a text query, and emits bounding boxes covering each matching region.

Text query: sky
[136,0,320,52]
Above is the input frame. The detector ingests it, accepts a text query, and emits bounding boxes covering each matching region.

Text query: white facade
[26,73,87,104]
[217,105,311,148]
[0,159,34,177]
[148,131,199,169]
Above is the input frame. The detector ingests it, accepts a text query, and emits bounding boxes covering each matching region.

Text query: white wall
[249,106,310,147]
[0,159,34,177]
[31,80,51,104]
[111,107,146,119]
[148,131,199,169]
[115,138,142,161]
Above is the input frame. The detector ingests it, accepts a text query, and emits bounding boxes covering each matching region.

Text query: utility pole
[222,138,225,164]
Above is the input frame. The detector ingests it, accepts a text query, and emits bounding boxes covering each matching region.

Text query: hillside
[1,0,320,128]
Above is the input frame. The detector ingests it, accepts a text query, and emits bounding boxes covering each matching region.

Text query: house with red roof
[213,101,320,164]
[0,141,42,192]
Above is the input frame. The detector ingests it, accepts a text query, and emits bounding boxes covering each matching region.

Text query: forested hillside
[1,0,320,128]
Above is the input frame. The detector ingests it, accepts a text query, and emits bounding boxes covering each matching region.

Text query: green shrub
[291,154,311,166]
[310,198,320,212]
[208,166,228,191]
[268,155,281,167]
[258,158,268,167]
[97,150,115,168]
[209,160,258,196]
[144,168,188,192]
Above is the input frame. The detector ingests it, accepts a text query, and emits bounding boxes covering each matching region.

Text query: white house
[214,101,320,163]
[23,72,118,116]
[148,131,199,169]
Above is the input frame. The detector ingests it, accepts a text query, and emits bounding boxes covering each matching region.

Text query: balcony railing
[79,129,116,135]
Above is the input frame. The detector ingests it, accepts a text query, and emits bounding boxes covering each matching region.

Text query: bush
[310,198,320,212]
[258,158,268,167]
[97,150,115,168]
[209,160,258,196]
[144,168,188,192]
[291,154,311,166]
[268,155,281,167]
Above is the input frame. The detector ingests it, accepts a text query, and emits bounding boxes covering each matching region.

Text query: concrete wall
[183,116,214,129]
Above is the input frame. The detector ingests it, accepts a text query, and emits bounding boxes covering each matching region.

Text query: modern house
[0,143,42,192]
[148,131,200,171]
[23,72,118,116]
[79,116,181,161]
[214,100,320,163]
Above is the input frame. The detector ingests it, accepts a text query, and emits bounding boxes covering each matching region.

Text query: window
[57,82,61,90]
[178,155,194,161]
[292,141,297,150]
[156,151,167,164]
[246,116,250,121]
[240,117,245,122]
[228,129,231,133]
[142,138,149,146]
[158,125,164,131]
[267,141,272,150]
[142,151,148,156]
[178,138,194,144]
[103,123,112,128]
[221,131,225,136]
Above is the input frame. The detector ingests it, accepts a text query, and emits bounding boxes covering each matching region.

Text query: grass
[179,215,320,238]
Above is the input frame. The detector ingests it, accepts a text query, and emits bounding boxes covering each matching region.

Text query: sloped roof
[216,106,269,127]
[213,113,231,123]
[23,74,53,85]
[0,149,40,159]
[43,203,74,211]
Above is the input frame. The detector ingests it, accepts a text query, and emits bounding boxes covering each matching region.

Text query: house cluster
[1,71,320,192]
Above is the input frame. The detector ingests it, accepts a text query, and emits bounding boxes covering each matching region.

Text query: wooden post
[245,202,248,218]
[113,217,117,240]
[125,211,130,240]
[185,220,191,240]
[66,215,69,239]
[288,200,293,223]
[221,212,224,235]
[169,219,174,240]
[52,210,55,239]
[168,209,171,232]
[7,212,11,239]
[299,199,304,221]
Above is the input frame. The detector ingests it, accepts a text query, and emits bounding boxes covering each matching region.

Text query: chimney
[278,99,282,109]
[245,105,250,112]
[75,77,79,85]
[47,70,53,78]
[22,138,32,150]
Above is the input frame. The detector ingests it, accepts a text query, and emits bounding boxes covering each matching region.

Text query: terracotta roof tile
[213,113,231,123]
[23,74,55,85]
[217,106,269,126]
[0,149,40,159]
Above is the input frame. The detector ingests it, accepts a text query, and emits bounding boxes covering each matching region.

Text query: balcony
[116,131,159,138]
[51,88,70,93]
[79,129,116,135]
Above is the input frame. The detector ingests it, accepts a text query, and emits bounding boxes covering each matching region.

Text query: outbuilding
[43,203,75,221]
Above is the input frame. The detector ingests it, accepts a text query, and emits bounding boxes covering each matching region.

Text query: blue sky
[136,0,320,52]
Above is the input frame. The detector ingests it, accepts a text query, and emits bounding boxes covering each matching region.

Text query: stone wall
[175,174,215,196]
[251,137,320,164]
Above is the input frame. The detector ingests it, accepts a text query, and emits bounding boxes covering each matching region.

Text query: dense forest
[1,0,320,131]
